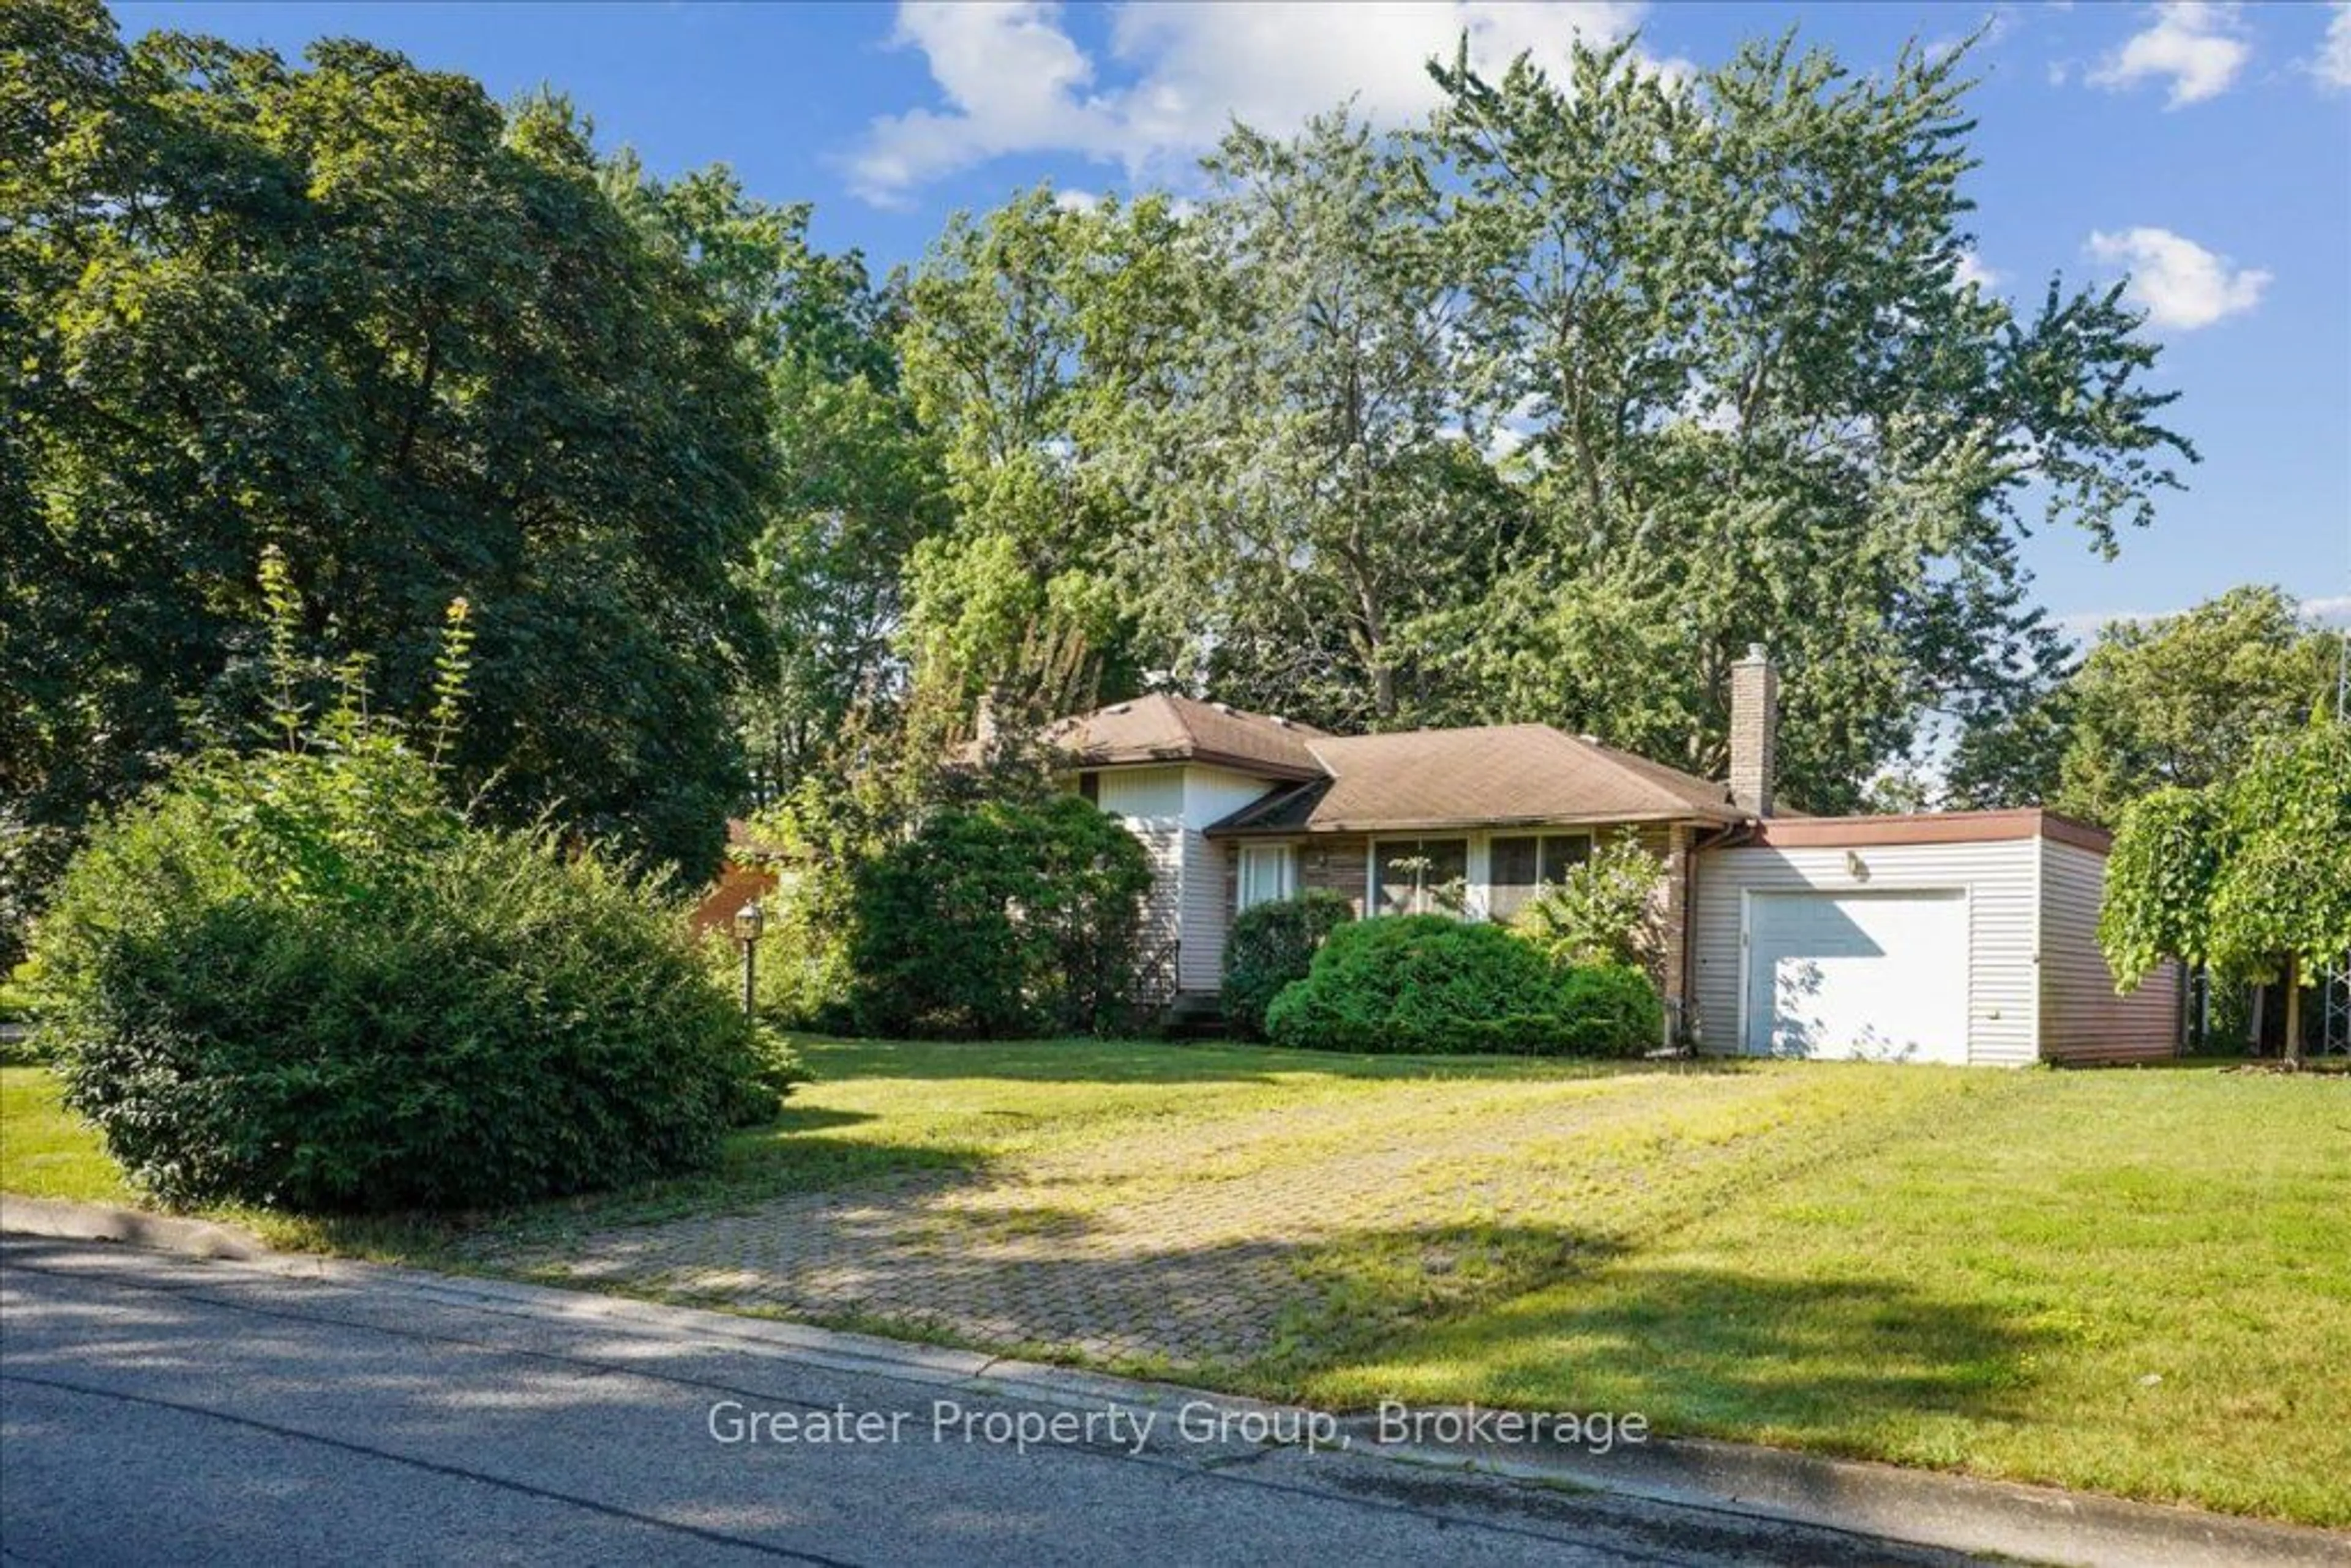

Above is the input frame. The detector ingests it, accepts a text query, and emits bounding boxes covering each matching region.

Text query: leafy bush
[1265,915,1577,1054]
[1221,890,1354,1040]
[744,1022,814,1105]
[28,738,778,1212]
[1509,831,1666,970]
[1554,964,1665,1057]
[24,556,778,1212]
[702,869,857,1032]
[847,793,1153,1038]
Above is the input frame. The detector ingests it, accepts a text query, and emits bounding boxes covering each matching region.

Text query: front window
[1372,838,1469,915]
[1486,833,1592,920]
[1237,844,1294,911]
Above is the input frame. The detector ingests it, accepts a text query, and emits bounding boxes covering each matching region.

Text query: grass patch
[0,1068,134,1205]
[5,1044,2346,1525]
[1305,1069,2351,1525]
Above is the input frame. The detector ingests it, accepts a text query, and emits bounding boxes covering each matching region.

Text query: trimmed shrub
[1265,915,1575,1054]
[1221,890,1354,1040]
[847,793,1153,1038]
[743,1023,814,1106]
[1556,964,1665,1057]
[28,735,776,1214]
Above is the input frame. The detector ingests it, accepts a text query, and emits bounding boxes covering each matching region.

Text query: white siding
[1097,767,1186,822]
[2039,838,2181,1062]
[1179,767,1288,990]
[1095,768,1188,981]
[1183,767,1280,830]
[1694,838,2043,1067]
[1087,763,1286,994]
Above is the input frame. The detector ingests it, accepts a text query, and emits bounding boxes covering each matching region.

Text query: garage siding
[2038,838,2181,1062]
[1693,839,2043,1066]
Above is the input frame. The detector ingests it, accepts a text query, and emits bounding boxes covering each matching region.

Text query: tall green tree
[2043,587,2342,825]
[2102,721,2351,1060]
[896,186,1183,708]
[1422,34,2191,809]
[1119,111,1521,729]
[3,1,774,958]
[613,159,951,797]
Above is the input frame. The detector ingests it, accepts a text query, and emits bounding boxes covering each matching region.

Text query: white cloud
[2312,2,2351,89]
[846,1,1650,205]
[850,3,1117,207]
[2086,227,2271,329]
[1926,4,2020,64]
[1052,187,1101,213]
[2088,2,2251,107]
[2059,595,2351,636]
[1954,250,2003,291]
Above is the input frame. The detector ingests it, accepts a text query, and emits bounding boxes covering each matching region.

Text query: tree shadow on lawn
[514,1180,2049,1449]
[797,1034,1764,1088]
[1308,1260,2052,1446]
[424,1119,995,1256]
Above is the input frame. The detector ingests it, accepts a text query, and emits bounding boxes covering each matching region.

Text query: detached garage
[1692,810,2180,1067]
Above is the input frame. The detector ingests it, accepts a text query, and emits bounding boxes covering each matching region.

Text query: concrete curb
[5,1196,2345,1568]
[0,1194,266,1261]
[1338,1420,2350,1568]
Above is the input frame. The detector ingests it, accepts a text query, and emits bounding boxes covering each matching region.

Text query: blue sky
[111,1,2351,632]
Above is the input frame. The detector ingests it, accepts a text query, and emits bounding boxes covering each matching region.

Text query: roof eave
[1056,747,1325,783]
[1205,806,1747,839]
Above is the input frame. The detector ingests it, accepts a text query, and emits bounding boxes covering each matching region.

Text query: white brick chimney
[1729,643,1778,817]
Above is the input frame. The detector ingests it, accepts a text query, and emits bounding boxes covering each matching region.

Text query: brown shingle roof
[1210,724,1742,835]
[1043,694,1327,780]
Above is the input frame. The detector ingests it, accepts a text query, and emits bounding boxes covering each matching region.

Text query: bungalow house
[1040,648,2181,1066]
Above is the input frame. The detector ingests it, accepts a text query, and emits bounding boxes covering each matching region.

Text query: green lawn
[4,1046,2346,1526]
[0,1068,133,1204]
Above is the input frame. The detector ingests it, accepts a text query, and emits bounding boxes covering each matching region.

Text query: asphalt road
[0,1236,1984,1567]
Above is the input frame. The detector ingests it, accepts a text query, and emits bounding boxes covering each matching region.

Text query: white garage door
[1745,890,1970,1063]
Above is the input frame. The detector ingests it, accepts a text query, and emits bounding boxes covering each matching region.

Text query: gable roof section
[1044,694,1327,781]
[1211,723,1742,835]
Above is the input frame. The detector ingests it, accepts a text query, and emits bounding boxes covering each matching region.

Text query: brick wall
[1297,835,1371,913]
[691,861,778,936]
[1658,823,1693,1022]
[1222,826,1697,1035]
[1729,647,1777,817]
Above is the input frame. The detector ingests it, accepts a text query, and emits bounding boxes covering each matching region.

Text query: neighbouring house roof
[1044,694,1329,781]
[1209,722,1744,836]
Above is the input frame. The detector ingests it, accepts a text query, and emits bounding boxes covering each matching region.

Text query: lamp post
[732,900,765,1018]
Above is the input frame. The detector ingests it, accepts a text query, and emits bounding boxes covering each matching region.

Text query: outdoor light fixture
[733,900,765,1018]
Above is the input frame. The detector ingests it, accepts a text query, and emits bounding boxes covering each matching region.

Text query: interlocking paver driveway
[473,1063,1850,1371]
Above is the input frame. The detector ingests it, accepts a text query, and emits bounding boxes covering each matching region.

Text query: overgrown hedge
[28,738,786,1214]
[1221,890,1354,1040]
[1263,915,1663,1057]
